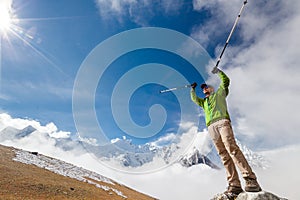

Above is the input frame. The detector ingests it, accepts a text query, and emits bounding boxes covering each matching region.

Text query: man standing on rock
[190,67,262,199]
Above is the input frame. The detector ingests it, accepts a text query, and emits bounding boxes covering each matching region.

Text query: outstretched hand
[191,82,197,89]
[211,67,220,74]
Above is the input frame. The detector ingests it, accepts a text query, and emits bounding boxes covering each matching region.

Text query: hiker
[190,67,262,198]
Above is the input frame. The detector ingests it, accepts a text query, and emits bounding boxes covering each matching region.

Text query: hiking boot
[223,192,238,200]
[226,186,243,195]
[224,186,243,199]
[244,178,262,192]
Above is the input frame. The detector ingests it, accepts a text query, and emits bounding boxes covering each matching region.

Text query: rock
[211,193,232,200]
[30,152,38,156]
[236,191,288,200]
[211,191,288,200]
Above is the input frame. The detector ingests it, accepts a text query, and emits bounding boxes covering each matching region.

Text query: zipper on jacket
[206,97,213,123]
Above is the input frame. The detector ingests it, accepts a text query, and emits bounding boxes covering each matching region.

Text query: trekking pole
[214,0,248,69]
[159,84,191,93]
[159,0,248,94]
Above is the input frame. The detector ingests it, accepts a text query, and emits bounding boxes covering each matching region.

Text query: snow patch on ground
[12,149,127,199]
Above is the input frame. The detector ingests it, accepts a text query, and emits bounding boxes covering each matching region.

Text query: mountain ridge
[0,144,156,200]
[0,124,268,170]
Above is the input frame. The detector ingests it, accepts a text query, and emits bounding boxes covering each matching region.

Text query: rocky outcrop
[211,191,288,200]
[236,191,287,200]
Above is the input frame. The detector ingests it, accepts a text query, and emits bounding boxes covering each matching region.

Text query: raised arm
[218,70,230,96]
[190,88,204,107]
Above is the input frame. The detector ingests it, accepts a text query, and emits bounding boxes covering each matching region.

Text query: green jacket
[191,70,231,126]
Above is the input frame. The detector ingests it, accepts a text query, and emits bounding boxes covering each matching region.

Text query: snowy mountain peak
[179,138,269,170]
[16,125,37,138]
[179,147,220,169]
[0,126,20,135]
[0,113,268,171]
[0,125,36,141]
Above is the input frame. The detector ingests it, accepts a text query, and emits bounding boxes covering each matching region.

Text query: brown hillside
[0,145,156,200]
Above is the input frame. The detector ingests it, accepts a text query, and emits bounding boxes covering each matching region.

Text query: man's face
[203,86,214,97]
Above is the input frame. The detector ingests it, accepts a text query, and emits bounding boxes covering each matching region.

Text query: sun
[0,2,12,32]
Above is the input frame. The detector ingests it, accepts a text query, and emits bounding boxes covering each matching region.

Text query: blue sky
[1,0,300,149]
[0,0,214,145]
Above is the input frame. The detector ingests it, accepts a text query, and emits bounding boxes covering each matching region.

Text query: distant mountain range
[0,124,268,170]
[0,125,36,141]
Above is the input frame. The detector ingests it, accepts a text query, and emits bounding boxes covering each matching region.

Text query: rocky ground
[0,144,156,200]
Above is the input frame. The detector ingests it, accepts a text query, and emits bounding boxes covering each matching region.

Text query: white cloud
[191,0,241,47]
[115,144,300,200]
[0,113,71,138]
[96,0,137,15]
[257,145,300,199]
[149,122,207,152]
[2,79,73,102]
[79,135,99,146]
[111,137,121,144]
[95,0,184,25]
[0,93,12,101]
[0,113,41,130]
[191,0,291,49]
[149,133,178,147]
[226,1,300,148]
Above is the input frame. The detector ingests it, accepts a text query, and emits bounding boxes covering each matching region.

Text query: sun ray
[0,1,73,79]
[6,24,69,77]
[0,1,13,33]
[0,0,13,91]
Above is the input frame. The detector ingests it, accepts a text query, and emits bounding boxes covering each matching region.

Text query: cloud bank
[0,113,71,138]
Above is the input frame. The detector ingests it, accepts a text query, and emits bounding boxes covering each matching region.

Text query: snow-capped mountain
[80,137,179,168]
[0,117,268,170]
[0,125,36,142]
[235,140,269,169]
[179,147,221,169]
[75,134,268,170]
[179,139,269,170]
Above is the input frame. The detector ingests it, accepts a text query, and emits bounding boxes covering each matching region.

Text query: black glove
[211,67,220,74]
[191,82,197,89]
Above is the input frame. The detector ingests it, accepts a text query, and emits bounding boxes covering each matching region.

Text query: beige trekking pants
[208,119,257,187]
